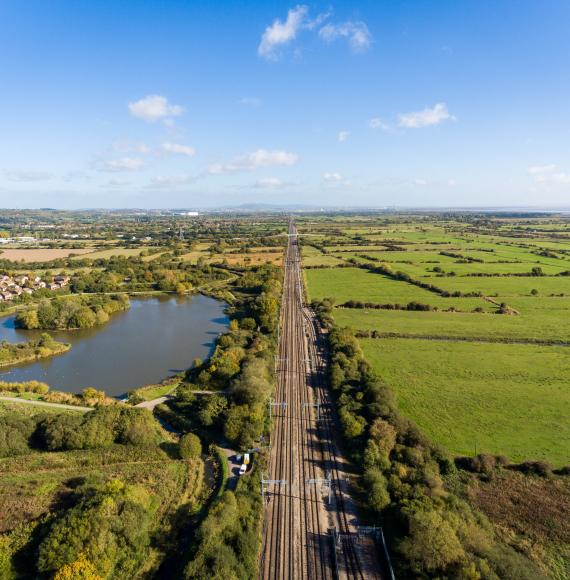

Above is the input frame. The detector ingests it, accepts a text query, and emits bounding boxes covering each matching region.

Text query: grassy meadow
[360,338,570,466]
[300,215,570,466]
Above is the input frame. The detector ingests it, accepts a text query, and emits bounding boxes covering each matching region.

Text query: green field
[333,297,570,342]
[305,267,493,311]
[301,215,570,468]
[360,338,570,466]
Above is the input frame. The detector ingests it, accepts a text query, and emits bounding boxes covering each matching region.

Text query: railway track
[260,222,385,580]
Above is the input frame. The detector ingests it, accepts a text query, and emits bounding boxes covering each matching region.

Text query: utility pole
[274,355,287,375]
[268,398,287,418]
[303,401,324,421]
[306,471,332,504]
[261,477,287,502]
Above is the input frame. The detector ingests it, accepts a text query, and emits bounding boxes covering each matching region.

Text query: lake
[0,294,228,396]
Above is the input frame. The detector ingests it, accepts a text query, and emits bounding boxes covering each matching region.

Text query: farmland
[300,214,570,466]
[0,248,95,262]
[360,338,570,465]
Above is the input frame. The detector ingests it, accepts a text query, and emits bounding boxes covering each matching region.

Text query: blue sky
[1,0,569,208]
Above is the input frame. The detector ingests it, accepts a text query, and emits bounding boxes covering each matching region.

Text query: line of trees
[0,406,163,457]
[349,259,484,298]
[16,294,129,330]
[154,263,283,578]
[316,299,545,578]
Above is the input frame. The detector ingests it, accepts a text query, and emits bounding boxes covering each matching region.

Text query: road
[0,395,93,412]
[260,222,386,580]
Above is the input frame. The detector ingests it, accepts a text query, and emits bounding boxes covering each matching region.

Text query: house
[47,283,60,291]
[1,292,13,301]
[54,275,70,285]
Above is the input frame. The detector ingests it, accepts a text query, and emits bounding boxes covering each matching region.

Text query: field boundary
[354,331,570,347]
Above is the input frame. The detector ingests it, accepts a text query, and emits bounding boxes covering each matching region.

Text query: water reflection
[0,294,228,396]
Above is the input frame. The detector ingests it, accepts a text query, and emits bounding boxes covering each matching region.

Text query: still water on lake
[0,294,228,396]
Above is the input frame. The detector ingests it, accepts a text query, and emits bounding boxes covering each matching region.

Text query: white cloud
[527,164,557,176]
[239,97,263,107]
[258,7,369,59]
[161,142,196,157]
[98,157,145,172]
[208,149,298,174]
[398,103,455,128]
[527,164,570,184]
[103,178,131,188]
[319,21,372,52]
[113,140,151,154]
[323,172,343,182]
[447,179,457,187]
[323,172,350,186]
[337,131,350,142]
[258,5,309,60]
[128,95,184,122]
[147,174,193,189]
[4,171,53,182]
[368,117,389,130]
[414,178,428,186]
[254,177,286,189]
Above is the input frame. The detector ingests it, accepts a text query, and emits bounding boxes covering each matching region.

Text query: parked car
[235,453,243,463]
[244,453,250,465]
[239,463,247,476]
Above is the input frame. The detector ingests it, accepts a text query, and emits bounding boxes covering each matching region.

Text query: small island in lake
[15,294,130,330]
[0,333,71,368]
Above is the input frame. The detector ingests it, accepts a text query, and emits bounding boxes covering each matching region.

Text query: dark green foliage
[35,406,161,451]
[0,414,36,457]
[15,294,129,330]
[184,459,264,579]
[179,432,202,459]
[37,479,156,578]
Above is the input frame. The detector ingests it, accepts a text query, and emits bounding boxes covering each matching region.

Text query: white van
[239,463,247,475]
[244,453,250,465]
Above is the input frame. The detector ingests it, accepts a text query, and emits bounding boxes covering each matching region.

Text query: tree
[339,407,366,439]
[15,309,39,329]
[69,307,96,329]
[54,553,102,580]
[179,432,202,459]
[364,468,390,512]
[229,319,239,332]
[399,509,466,573]
[197,394,227,427]
[369,418,397,456]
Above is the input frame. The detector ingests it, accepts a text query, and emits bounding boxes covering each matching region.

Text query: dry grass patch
[469,471,570,576]
[0,248,95,262]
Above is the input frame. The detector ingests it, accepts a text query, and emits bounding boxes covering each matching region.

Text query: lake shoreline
[0,294,229,396]
[0,340,71,368]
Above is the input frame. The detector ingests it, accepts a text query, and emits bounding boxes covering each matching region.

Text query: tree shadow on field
[160,441,181,459]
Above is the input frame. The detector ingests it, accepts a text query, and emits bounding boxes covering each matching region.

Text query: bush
[35,407,161,451]
[364,468,391,512]
[515,460,553,477]
[399,509,466,573]
[179,432,202,459]
[37,479,155,578]
[0,415,36,457]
